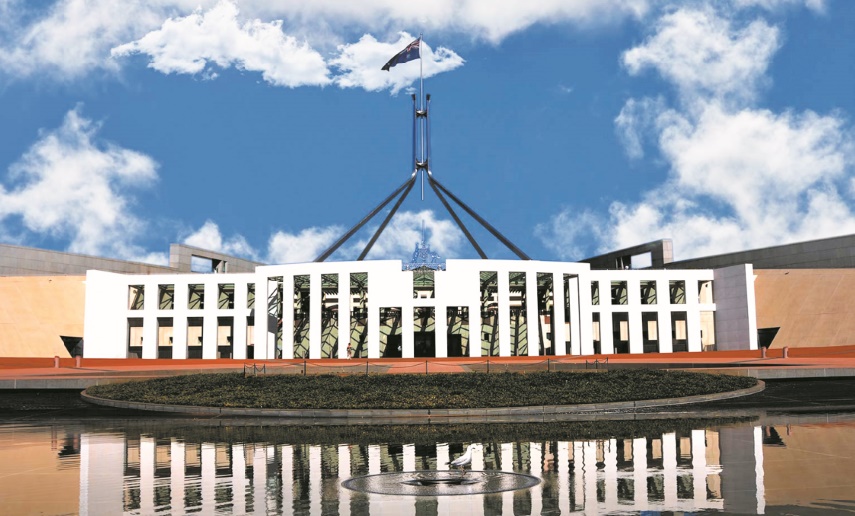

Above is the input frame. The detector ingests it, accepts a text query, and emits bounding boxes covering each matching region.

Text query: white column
[553,273,567,356]
[658,307,673,353]
[368,301,380,358]
[201,443,216,514]
[558,442,570,513]
[255,278,269,359]
[500,443,514,472]
[281,445,293,516]
[368,445,381,474]
[338,445,351,515]
[367,445,381,516]
[142,315,157,359]
[338,277,350,359]
[600,309,615,355]
[172,317,188,359]
[754,426,766,515]
[633,438,648,512]
[278,275,292,359]
[663,433,677,508]
[471,443,485,471]
[203,284,218,359]
[435,305,448,358]
[501,442,515,516]
[570,276,583,355]
[403,444,416,472]
[437,444,450,471]
[526,272,540,356]
[309,273,322,359]
[253,446,267,515]
[686,279,702,352]
[692,429,706,507]
[583,441,598,516]
[310,445,322,516]
[436,443,454,516]
[529,442,543,514]
[233,282,248,360]
[402,306,415,358]
[140,437,155,515]
[498,272,511,357]
[79,433,125,516]
[627,278,643,354]
[170,441,186,514]
[572,442,586,514]
[232,444,247,516]
[604,439,618,511]
[469,303,481,358]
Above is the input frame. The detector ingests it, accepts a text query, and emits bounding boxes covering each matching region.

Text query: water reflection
[2,417,855,515]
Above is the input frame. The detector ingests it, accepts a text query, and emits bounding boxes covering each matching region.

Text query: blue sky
[0,0,853,266]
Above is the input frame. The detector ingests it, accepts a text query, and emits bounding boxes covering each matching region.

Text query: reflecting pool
[2,414,855,515]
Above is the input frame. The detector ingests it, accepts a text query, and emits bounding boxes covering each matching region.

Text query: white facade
[83,259,757,359]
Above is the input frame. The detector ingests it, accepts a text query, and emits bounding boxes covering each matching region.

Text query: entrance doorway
[414,332,436,357]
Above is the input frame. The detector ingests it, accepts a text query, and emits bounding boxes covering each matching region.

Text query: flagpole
[419,34,424,200]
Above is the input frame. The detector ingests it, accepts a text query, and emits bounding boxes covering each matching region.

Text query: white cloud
[614,96,666,159]
[0,0,168,79]
[539,5,855,261]
[1,0,649,84]
[267,225,345,264]
[351,209,464,260]
[0,106,161,260]
[111,1,330,88]
[731,0,826,13]
[183,220,259,260]
[332,33,464,93]
[535,209,604,260]
[622,7,780,105]
[266,209,464,264]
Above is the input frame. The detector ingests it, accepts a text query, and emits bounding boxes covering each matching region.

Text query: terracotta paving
[2,345,855,387]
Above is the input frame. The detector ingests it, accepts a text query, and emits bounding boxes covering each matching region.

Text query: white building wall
[83,259,754,359]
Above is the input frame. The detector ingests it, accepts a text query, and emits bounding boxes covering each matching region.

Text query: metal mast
[314,38,530,262]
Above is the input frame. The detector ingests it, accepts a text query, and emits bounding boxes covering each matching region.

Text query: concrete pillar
[403,444,416,472]
[526,272,540,356]
[309,273,322,359]
[633,438,648,511]
[201,443,216,514]
[692,429,706,507]
[337,445,351,514]
[552,272,567,356]
[558,441,570,512]
[604,439,618,510]
[232,444,246,515]
[281,445,293,516]
[435,304,448,358]
[140,437,155,515]
[498,272,511,357]
[310,445,321,515]
[663,433,677,508]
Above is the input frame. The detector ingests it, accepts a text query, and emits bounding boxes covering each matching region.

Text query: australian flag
[381,38,421,71]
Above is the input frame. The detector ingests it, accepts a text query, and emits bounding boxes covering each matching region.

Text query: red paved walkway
[2,345,855,389]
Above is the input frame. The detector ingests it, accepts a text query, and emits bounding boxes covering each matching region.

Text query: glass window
[669,280,686,304]
[128,285,144,310]
[611,281,628,305]
[158,285,174,310]
[188,284,204,310]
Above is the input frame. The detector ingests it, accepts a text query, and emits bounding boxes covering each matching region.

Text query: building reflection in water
[75,426,767,515]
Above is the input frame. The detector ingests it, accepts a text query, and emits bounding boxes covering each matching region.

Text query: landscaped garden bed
[86,369,758,410]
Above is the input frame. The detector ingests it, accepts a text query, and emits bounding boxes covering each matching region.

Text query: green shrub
[87,369,757,410]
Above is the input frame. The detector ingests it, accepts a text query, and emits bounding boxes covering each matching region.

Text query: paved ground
[2,345,855,419]
[3,345,855,389]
